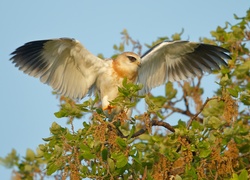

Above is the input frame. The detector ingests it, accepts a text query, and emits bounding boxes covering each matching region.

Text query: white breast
[96,61,121,107]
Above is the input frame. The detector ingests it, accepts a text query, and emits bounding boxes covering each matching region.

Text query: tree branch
[151,120,175,132]
[187,97,221,129]
[115,119,175,138]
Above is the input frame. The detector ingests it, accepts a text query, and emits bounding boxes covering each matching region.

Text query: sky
[0,1,249,179]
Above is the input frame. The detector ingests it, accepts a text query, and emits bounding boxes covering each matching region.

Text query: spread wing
[10,38,106,99]
[138,40,230,94]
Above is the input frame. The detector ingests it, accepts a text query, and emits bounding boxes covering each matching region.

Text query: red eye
[127,56,137,62]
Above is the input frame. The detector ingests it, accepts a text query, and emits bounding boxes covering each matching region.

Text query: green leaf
[111,152,128,168]
[116,154,128,168]
[165,149,180,161]
[128,125,136,139]
[228,88,239,98]
[54,145,63,157]
[65,131,74,141]
[204,116,223,129]
[134,143,147,152]
[113,44,118,50]
[26,148,35,161]
[239,169,248,180]
[234,136,244,144]
[38,144,46,152]
[50,122,63,135]
[129,148,136,156]
[191,121,204,131]
[116,137,127,150]
[101,148,108,161]
[230,173,239,180]
[54,111,66,118]
[36,147,44,158]
[240,93,250,105]
[237,125,249,136]
[0,149,19,168]
[80,144,96,159]
[185,166,198,179]
[197,141,210,149]
[119,43,124,52]
[202,99,225,117]
[165,82,177,100]
[145,95,166,113]
[122,77,128,88]
[81,165,89,174]
[220,74,230,86]
[151,135,162,142]
[96,108,103,114]
[24,164,32,171]
[108,158,115,172]
[176,120,187,129]
[82,151,96,160]
[223,127,234,137]
[199,149,211,158]
[171,28,184,40]
[175,175,182,180]
[91,163,96,174]
[42,136,53,142]
[132,155,141,165]
[47,163,60,175]
[54,101,85,118]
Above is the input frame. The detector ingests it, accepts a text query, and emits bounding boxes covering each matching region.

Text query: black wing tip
[10,39,50,58]
[199,43,231,64]
[200,43,231,55]
[199,43,232,59]
[10,38,76,57]
[9,39,53,76]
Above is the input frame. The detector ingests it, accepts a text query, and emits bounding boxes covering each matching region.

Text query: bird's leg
[103,104,116,114]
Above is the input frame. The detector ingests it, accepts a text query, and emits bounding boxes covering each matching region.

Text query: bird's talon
[103,105,116,114]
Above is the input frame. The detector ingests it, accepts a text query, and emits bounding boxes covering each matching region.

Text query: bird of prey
[10,38,230,118]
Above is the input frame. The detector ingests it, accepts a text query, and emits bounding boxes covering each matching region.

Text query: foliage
[1,9,250,180]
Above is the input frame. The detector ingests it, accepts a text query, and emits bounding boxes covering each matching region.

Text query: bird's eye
[127,56,137,62]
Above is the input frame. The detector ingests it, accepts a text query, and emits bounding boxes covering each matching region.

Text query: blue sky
[0,1,249,178]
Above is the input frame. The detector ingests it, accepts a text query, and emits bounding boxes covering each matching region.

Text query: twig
[196,76,202,88]
[121,30,142,56]
[163,111,175,119]
[151,120,175,132]
[187,97,221,129]
[239,152,250,158]
[176,97,222,153]
[69,116,75,134]
[115,119,175,138]
[164,104,194,118]
[172,96,184,104]
[141,166,147,180]
[115,125,127,138]
[131,129,147,138]
[183,87,190,115]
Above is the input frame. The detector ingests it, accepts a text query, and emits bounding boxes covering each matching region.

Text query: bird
[10,38,230,118]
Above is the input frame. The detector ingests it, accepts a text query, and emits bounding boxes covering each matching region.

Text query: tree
[1,9,250,180]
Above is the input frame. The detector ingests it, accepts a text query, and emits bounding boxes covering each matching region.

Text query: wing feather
[10,38,105,99]
[138,41,230,94]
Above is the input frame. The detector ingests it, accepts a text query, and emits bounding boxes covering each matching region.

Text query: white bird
[10,38,230,118]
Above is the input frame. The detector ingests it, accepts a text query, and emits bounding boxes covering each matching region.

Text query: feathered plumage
[10,38,230,118]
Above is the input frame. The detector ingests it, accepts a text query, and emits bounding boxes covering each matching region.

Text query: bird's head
[112,52,141,81]
[115,52,141,67]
